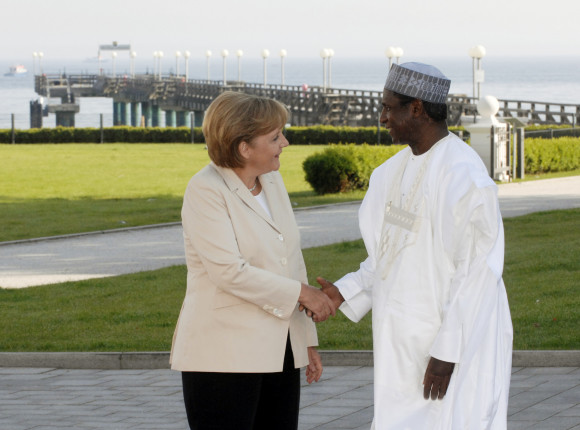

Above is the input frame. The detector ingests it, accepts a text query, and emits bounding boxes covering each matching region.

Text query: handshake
[298,277,345,322]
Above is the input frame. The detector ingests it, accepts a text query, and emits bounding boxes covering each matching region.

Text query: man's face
[379,90,414,145]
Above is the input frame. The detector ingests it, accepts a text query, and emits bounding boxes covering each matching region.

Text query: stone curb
[0,350,577,369]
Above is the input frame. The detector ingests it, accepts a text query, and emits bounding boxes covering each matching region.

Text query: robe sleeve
[335,255,375,322]
[429,166,504,363]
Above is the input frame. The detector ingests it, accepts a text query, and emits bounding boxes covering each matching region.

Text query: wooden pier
[34,74,580,128]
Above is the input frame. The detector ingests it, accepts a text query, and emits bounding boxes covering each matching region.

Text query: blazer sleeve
[182,174,301,320]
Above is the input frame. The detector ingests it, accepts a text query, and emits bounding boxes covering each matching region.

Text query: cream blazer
[170,162,318,373]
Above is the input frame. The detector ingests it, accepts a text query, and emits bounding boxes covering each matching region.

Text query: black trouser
[182,335,300,430]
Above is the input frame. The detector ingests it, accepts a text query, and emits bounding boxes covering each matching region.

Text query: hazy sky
[3,0,578,62]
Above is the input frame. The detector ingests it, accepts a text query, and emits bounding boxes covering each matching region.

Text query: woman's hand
[299,283,336,322]
[306,346,323,384]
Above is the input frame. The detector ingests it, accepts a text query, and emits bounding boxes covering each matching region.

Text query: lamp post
[236,49,243,82]
[111,52,117,77]
[130,51,137,78]
[261,49,270,86]
[468,45,486,101]
[175,51,182,76]
[385,46,397,70]
[205,50,212,82]
[394,47,404,64]
[157,51,164,79]
[327,48,334,88]
[279,49,287,85]
[153,51,159,77]
[184,50,191,80]
[221,49,229,85]
[320,48,329,91]
[38,52,44,74]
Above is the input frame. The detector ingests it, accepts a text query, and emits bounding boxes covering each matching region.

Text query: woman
[170,91,335,430]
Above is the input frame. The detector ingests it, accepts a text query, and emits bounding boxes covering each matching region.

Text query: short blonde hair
[202,91,289,168]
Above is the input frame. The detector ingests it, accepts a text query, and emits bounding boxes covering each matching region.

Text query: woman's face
[244,127,289,174]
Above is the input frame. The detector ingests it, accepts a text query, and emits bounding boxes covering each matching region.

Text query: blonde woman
[170,91,335,430]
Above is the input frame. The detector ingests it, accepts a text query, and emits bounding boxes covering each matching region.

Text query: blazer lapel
[211,163,282,233]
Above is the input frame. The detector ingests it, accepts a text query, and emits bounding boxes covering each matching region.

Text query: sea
[1,56,579,130]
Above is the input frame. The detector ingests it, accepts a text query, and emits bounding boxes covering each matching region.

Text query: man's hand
[298,283,336,322]
[306,346,323,384]
[316,277,345,309]
[423,356,455,400]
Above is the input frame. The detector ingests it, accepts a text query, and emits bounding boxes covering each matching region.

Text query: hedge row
[0,127,205,144]
[0,125,466,145]
[303,137,580,194]
[525,137,580,174]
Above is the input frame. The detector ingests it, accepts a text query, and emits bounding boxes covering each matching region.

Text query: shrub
[303,144,404,194]
[525,137,580,174]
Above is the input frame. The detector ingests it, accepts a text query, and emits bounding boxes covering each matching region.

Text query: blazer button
[278,234,284,241]
[280,258,287,265]
[273,308,283,317]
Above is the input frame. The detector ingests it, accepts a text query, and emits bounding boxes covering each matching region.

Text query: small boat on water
[4,65,28,76]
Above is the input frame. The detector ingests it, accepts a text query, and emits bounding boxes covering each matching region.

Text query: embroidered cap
[384,62,451,104]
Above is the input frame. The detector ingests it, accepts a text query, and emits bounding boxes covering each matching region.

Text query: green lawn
[2,143,576,242]
[0,143,364,241]
[0,209,578,352]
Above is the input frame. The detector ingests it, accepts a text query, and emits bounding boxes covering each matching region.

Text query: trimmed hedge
[0,125,466,145]
[525,137,580,174]
[304,137,580,194]
[303,144,404,194]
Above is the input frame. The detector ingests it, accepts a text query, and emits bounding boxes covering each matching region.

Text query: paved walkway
[0,366,579,429]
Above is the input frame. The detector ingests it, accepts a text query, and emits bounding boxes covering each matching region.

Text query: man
[318,63,513,429]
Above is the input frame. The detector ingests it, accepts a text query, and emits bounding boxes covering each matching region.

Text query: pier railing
[34,74,579,128]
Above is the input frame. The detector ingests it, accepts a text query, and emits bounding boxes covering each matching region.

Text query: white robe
[336,133,513,429]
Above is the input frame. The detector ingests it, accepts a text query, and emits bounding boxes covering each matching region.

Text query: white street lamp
[221,49,229,85]
[184,50,191,80]
[153,51,159,77]
[261,49,270,86]
[111,52,117,77]
[279,49,287,86]
[38,52,44,74]
[469,45,486,101]
[130,51,137,78]
[175,51,182,76]
[320,48,329,91]
[205,50,212,82]
[327,48,334,88]
[385,46,397,70]
[236,49,244,82]
[157,51,164,79]
[394,47,404,64]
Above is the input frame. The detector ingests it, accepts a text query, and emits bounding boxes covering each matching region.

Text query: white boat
[4,65,28,76]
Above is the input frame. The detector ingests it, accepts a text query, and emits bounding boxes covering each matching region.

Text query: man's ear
[410,99,424,117]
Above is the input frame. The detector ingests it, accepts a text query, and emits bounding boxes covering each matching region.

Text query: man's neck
[410,125,449,155]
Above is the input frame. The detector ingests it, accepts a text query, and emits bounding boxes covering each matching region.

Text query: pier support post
[48,104,80,128]
[113,102,122,126]
[176,111,191,127]
[152,105,162,127]
[120,102,130,126]
[141,102,152,127]
[131,102,141,127]
[30,100,43,128]
[165,110,176,127]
